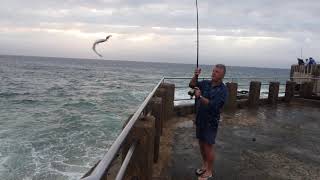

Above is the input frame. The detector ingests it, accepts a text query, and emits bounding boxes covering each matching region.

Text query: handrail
[82,77,165,180]
[115,141,137,180]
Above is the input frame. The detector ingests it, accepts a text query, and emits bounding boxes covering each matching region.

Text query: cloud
[0,0,320,67]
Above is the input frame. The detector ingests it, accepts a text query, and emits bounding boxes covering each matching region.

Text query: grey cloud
[1,0,320,67]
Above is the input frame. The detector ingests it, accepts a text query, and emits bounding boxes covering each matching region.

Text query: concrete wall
[291,64,320,96]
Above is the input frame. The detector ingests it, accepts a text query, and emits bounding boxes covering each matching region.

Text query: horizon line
[0,53,290,70]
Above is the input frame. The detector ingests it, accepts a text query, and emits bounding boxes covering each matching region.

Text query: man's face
[211,67,224,82]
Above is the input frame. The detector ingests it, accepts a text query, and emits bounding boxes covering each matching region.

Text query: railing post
[284,81,296,102]
[248,81,261,107]
[225,82,238,110]
[268,82,280,105]
[155,88,166,135]
[151,97,162,163]
[160,83,175,119]
[122,115,155,180]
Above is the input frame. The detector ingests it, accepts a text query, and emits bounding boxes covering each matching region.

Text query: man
[189,64,228,180]
[308,57,316,65]
[297,58,304,65]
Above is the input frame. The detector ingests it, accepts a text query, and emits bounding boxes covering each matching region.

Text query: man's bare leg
[199,140,207,170]
[203,143,215,177]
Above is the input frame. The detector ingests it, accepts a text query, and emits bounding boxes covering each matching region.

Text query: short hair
[215,64,226,76]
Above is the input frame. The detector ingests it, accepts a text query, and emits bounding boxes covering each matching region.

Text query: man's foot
[198,171,213,180]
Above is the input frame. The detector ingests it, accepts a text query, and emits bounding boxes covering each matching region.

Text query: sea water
[0,55,289,180]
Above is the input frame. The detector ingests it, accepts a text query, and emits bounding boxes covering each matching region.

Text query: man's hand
[194,68,201,77]
[189,68,201,88]
[194,87,201,98]
[195,87,210,105]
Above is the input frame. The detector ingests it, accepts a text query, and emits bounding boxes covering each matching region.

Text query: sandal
[195,168,206,176]
[199,173,214,180]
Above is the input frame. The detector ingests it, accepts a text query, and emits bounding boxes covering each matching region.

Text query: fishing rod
[188,0,200,98]
[196,0,199,68]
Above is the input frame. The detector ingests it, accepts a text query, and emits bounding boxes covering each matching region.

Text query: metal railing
[82,77,165,180]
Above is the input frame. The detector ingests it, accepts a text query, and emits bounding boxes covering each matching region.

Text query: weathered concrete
[151,97,162,163]
[225,82,238,110]
[248,81,261,107]
[284,81,296,102]
[160,83,175,119]
[122,115,155,180]
[162,101,320,180]
[300,82,314,98]
[268,82,280,105]
[155,88,167,135]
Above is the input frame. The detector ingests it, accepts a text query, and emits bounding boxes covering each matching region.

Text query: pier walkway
[154,100,320,180]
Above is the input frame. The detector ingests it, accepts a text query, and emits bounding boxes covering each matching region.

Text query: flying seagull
[92,35,112,57]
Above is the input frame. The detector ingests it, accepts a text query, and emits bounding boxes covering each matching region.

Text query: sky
[0,0,320,68]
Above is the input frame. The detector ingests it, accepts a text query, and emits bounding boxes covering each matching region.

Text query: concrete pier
[291,64,320,96]
[83,73,320,180]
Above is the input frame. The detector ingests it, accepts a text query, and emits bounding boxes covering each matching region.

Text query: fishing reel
[188,89,195,99]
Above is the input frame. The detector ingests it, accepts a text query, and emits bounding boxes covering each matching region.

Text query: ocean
[0,55,289,180]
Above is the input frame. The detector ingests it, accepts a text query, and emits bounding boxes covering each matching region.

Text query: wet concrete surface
[169,102,320,180]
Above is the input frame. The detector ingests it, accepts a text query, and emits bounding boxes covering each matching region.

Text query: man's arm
[189,68,201,88]
[189,75,198,88]
[195,88,227,108]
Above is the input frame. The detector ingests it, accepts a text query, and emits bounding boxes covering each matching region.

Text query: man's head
[211,64,226,82]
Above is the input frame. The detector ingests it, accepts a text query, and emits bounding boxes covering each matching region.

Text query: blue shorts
[196,126,218,145]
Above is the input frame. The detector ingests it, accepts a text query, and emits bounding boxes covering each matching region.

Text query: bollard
[160,83,175,119]
[155,88,166,135]
[151,97,162,163]
[268,82,280,105]
[122,115,155,180]
[284,81,296,102]
[225,82,238,110]
[248,81,261,107]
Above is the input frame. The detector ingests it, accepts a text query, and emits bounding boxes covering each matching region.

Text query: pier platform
[153,100,320,180]
[82,75,320,180]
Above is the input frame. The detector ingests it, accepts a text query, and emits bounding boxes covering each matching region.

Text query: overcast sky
[1,0,319,68]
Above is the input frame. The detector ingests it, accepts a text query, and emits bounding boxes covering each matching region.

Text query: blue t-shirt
[195,80,228,129]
